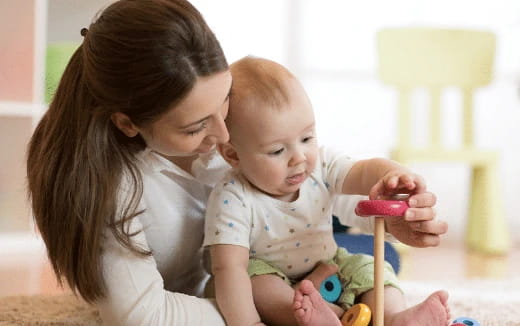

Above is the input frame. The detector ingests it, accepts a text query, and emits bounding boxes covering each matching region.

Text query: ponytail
[27,45,148,302]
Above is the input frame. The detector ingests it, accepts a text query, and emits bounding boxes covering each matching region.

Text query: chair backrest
[376,28,496,149]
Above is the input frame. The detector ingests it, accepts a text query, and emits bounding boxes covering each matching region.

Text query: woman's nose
[209,112,230,144]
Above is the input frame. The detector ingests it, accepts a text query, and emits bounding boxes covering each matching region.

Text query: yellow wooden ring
[340,303,371,326]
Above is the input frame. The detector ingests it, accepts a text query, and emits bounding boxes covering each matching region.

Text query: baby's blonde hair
[228,56,296,124]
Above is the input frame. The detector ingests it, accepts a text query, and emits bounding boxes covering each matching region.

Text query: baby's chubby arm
[210,244,266,326]
[341,158,448,247]
[341,158,418,196]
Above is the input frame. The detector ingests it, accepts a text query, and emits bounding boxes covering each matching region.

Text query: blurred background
[1,0,519,298]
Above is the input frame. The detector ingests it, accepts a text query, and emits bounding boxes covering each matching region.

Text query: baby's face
[231,82,318,202]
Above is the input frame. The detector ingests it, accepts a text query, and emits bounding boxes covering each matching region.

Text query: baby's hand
[368,169,426,200]
[367,169,449,248]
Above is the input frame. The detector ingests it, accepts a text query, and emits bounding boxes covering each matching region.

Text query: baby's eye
[268,148,284,156]
[302,136,314,143]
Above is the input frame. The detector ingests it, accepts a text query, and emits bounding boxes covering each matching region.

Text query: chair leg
[466,162,510,254]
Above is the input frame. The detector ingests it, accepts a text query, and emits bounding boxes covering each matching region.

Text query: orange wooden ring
[340,303,371,326]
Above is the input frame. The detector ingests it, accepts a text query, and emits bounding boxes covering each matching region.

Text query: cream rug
[0,294,101,326]
[0,278,518,325]
[401,277,520,326]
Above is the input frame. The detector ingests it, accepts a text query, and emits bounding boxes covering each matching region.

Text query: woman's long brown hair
[26,0,228,303]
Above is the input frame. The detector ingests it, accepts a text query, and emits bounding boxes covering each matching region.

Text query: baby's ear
[218,142,240,168]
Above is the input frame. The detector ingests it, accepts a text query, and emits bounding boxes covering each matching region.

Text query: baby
[203,56,450,326]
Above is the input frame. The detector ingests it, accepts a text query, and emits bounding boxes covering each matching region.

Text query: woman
[26,0,446,325]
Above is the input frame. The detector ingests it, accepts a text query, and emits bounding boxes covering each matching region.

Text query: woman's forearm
[97,221,226,326]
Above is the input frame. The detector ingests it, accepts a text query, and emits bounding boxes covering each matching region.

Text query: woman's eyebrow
[179,117,209,129]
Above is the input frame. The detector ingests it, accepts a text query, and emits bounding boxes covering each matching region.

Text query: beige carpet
[401,277,520,326]
[0,278,519,325]
[0,294,101,326]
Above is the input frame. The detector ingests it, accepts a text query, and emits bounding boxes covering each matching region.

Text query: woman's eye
[186,122,207,136]
[268,148,284,156]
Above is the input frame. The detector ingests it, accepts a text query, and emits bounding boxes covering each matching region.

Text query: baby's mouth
[286,172,306,185]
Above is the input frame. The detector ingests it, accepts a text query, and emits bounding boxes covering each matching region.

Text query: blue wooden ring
[319,274,342,303]
[451,317,480,326]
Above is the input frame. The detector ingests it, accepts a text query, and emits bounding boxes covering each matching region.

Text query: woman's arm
[96,217,226,326]
[210,244,265,326]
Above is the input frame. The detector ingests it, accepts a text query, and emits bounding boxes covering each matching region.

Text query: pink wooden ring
[355,200,409,217]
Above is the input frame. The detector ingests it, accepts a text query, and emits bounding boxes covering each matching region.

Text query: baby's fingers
[397,174,417,190]
[368,179,386,199]
[385,175,400,189]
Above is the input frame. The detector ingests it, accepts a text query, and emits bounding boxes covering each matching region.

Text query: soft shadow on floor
[398,240,520,282]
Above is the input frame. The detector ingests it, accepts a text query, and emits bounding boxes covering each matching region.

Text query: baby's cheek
[307,154,318,171]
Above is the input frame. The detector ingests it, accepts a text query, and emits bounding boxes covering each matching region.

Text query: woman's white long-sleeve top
[96,149,228,326]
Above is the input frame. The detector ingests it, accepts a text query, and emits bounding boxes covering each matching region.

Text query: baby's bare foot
[388,290,451,326]
[293,280,342,326]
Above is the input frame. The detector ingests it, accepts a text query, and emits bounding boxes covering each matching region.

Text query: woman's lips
[196,143,215,154]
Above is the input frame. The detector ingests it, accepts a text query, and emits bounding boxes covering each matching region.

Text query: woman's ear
[218,142,240,168]
[111,112,139,137]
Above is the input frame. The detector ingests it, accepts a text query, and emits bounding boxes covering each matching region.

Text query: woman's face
[138,70,232,158]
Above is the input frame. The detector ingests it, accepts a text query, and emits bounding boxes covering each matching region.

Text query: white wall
[193,0,520,245]
[47,0,110,43]
[46,0,520,244]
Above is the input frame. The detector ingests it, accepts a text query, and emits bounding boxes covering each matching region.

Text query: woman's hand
[385,191,448,247]
[368,170,448,247]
